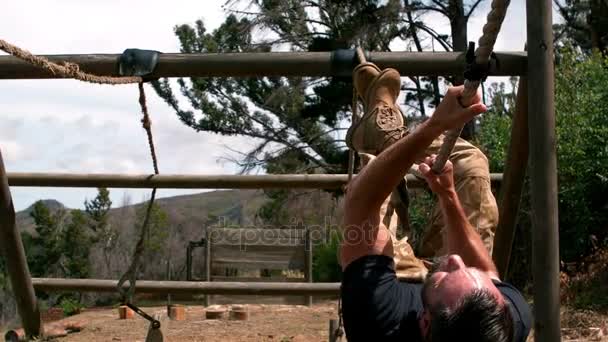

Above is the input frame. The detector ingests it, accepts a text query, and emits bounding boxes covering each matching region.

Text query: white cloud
[0,140,26,163]
[0,1,551,210]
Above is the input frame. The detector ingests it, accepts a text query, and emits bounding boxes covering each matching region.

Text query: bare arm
[341,86,487,269]
[419,156,499,279]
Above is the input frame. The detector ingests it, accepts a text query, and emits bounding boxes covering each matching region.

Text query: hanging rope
[116,82,160,303]
[431,0,511,173]
[0,39,141,84]
[0,38,161,312]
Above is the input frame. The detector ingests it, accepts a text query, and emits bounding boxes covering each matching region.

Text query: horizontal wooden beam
[32,278,340,296]
[7,172,503,189]
[0,51,527,79]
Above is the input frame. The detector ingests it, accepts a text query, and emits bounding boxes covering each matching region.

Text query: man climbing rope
[346,61,498,280]
[340,65,531,341]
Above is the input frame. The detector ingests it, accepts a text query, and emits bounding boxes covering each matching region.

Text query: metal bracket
[118,49,161,79]
[331,49,359,78]
[126,303,161,329]
[463,42,498,82]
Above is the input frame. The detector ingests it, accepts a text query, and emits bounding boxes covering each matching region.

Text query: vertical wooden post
[526,1,561,341]
[166,259,172,307]
[304,228,313,307]
[186,243,193,281]
[0,149,42,338]
[204,229,211,307]
[492,76,529,277]
[328,319,339,342]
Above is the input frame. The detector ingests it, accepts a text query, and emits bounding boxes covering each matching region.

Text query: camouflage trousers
[358,136,499,281]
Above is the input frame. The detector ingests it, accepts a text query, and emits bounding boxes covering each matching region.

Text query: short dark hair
[426,289,513,342]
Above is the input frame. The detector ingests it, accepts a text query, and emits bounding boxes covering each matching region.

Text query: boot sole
[346,68,402,152]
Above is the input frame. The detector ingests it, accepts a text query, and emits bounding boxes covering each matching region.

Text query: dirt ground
[10,302,608,342]
[39,302,339,342]
[4,301,608,341]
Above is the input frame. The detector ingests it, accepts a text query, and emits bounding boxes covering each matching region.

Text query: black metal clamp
[118,49,161,80]
[331,49,360,78]
[463,42,499,82]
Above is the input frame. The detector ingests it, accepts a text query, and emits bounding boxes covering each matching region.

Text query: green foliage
[155,1,488,174]
[28,201,65,277]
[85,188,112,234]
[479,49,608,264]
[554,49,608,259]
[406,190,435,249]
[313,232,342,282]
[477,112,511,172]
[59,297,83,316]
[554,0,608,54]
[61,210,93,278]
[136,203,169,254]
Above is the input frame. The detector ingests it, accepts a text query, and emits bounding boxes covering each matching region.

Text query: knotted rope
[0,38,160,306]
[116,82,160,302]
[432,0,511,173]
[0,39,141,84]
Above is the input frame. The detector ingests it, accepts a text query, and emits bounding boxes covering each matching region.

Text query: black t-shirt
[341,255,532,342]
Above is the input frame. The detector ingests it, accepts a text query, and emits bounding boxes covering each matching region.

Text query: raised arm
[419,156,499,279]
[341,86,487,268]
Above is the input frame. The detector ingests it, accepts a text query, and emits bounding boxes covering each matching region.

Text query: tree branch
[465,0,484,18]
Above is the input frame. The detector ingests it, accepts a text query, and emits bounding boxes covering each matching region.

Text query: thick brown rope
[432,0,511,173]
[0,38,160,301]
[0,39,141,84]
[117,83,160,301]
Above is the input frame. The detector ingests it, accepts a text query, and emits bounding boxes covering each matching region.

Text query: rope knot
[141,116,151,130]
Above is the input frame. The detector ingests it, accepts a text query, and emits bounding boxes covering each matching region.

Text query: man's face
[422,254,503,310]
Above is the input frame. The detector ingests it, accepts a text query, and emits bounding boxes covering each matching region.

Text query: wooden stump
[167,304,186,321]
[118,305,135,319]
[205,309,225,320]
[229,305,249,321]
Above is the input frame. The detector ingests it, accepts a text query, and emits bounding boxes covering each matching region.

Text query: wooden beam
[0,150,42,338]
[31,278,341,296]
[492,77,529,278]
[204,229,211,307]
[305,228,313,306]
[527,0,561,341]
[0,51,527,79]
[6,172,503,189]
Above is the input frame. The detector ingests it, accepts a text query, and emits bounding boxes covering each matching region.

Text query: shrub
[479,48,608,269]
[59,297,83,317]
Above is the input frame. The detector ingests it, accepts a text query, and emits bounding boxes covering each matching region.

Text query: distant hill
[16,190,266,237]
[15,188,339,281]
[16,199,67,234]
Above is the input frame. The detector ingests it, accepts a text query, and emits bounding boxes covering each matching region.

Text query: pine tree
[28,201,65,277]
[554,0,608,54]
[61,210,93,279]
[154,0,489,175]
[85,188,116,275]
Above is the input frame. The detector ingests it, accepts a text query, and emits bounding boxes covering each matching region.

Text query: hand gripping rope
[431,0,511,173]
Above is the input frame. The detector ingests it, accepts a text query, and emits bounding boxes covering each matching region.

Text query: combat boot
[346,66,407,155]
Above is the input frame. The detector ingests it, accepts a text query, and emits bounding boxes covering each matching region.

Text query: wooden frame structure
[0,1,559,340]
[190,228,315,306]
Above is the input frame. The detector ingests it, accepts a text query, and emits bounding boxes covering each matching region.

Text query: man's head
[419,255,513,341]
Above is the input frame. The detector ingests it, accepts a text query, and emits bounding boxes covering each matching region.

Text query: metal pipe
[0,51,527,79]
[7,172,503,189]
[32,278,340,296]
[0,150,42,338]
[492,77,529,278]
[526,1,561,341]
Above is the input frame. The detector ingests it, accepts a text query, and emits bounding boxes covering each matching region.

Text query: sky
[0,1,553,210]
